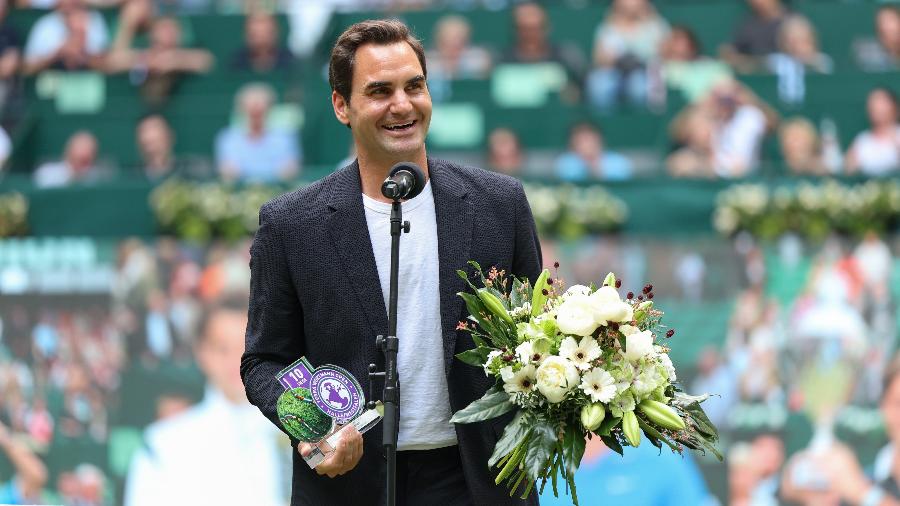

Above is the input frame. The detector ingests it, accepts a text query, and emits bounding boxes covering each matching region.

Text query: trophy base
[303,408,383,468]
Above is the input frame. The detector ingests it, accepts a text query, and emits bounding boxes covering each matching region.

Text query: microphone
[381,162,426,201]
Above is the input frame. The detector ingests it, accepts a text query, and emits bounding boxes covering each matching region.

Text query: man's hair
[328,19,427,102]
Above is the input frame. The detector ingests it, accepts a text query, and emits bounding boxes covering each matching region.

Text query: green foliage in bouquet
[0,191,28,237]
[524,184,628,240]
[150,179,285,242]
[714,180,900,241]
[277,387,334,442]
[450,262,720,505]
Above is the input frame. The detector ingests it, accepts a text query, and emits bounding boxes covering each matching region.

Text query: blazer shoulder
[433,158,524,197]
[257,170,342,224]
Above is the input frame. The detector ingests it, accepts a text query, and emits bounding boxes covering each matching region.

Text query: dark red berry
[542,289,549,295]
[626,292,634,299]
[666,329,675,338]
[553,262,560,268]
[615,279,622,288]
[648,293,654,299]
[547,278,554,285]
[637,295,644,301]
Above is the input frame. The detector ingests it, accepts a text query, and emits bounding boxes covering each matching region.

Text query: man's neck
[357,151,429,203]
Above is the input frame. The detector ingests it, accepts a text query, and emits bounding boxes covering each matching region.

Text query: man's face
[197,310,247,403]
[882,377,900,442]
[333,42,431,166]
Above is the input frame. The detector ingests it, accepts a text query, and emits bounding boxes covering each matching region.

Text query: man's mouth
[382,120,417,131]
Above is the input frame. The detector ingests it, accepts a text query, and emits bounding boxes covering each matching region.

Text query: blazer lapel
[429,158,474,375]
[324,161,390,346]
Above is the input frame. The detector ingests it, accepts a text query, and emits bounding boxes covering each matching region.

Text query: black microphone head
[387,162,427,200]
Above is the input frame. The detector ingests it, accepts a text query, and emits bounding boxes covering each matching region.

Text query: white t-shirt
[850,126,900,176]
[362,180,458,451]
[714,104,767,177]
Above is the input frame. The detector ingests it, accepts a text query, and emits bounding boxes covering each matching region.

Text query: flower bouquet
[449,262,721,505]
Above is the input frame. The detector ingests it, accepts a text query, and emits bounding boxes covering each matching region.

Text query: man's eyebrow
[406,75,426,85]
[364,81,391,91]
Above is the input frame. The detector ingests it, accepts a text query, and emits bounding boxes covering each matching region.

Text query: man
[125,300,290,506]
[33,130,103,188]
[215,82,300,183]
[241,19,542,506]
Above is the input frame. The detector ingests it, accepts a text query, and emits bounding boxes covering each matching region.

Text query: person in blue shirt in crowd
[555,122,633,182]
[540,433,714,506]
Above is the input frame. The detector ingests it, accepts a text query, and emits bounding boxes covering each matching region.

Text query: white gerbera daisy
[503,365,537,397]
[580,367,617,403]
[559,336,602,370]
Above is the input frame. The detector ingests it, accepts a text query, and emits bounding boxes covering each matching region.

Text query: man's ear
[332,90,350,126]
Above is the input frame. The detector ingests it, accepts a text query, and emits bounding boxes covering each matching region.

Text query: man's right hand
[297,425,364,478]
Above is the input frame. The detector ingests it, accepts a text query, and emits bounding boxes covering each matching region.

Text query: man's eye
[371,88,389,96]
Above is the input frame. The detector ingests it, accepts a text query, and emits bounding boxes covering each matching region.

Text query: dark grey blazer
[241,158,542,506]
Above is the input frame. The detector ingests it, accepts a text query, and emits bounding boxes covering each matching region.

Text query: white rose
[535,356,580,403]
[484,350,502,376]
[563,284,592,298]
[658,352,677,381]
[619,324,640,336]
[556,295,600,336]
[590,286,633,325]
[624,330,655,361]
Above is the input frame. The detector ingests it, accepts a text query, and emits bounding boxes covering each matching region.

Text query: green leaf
[490,412,531,467]
[450,385,515,424]
[601,434,623,456]
[672,391,711,407]
[458,292,498,337]
[561,425,586,478]
[457,269,479,292]
[636,416,676,452]
[510,277,526,308]
[523,420,557,481]
[456,347,491,367]
[595,415,620,437]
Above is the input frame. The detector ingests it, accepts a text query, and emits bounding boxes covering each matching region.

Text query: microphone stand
[369,198,409,506]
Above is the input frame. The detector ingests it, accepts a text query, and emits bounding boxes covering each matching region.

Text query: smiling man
[241,19,542,506]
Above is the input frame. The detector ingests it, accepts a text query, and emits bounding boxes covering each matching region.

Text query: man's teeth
[385,121,414,130]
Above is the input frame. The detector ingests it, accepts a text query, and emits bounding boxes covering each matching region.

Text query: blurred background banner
[0,0,898,504]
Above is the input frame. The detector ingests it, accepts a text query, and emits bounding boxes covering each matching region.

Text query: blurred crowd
[0,0,895,184]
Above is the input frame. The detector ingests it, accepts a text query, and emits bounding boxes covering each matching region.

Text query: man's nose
[389,90,413,115]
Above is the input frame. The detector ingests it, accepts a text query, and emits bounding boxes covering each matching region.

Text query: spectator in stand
[105,16,213,105]
[0,420,48,504]
[124,300,289,506]
[230,12,293,73]
[425,14,491,102]
[721,0,790,73]
[23,0,109,75]
[767,15,833,105]
[135,114,210,180]
[485,127,524,176]
[55,464,106,506]
[33,130,105,188]
[0,0,21,117]
[670,79,777,178]
[135,114,174,181]
[666,107,717,178]
[658,25,732,104]
[215,83,299,183]
[555,122,632,181]
[587,0,669,111]
[779,117,829,175]
[854,6,900,73]
[502,3,586,97]
[783,356,900,506]
[845,87,900,177]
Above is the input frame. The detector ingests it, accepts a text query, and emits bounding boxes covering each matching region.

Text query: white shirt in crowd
[849,125,900,177]
[125,386,290,506]
[714,104,767,178]
[24,11,109,64]
[363,180,459,451]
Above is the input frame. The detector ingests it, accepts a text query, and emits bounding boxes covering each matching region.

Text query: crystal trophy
[276,357,383,468]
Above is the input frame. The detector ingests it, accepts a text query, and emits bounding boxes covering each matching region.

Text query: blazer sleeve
[241,204,305,446]
[511,180,543,284]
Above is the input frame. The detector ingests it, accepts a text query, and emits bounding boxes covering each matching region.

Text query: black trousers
[395,445,473,506]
